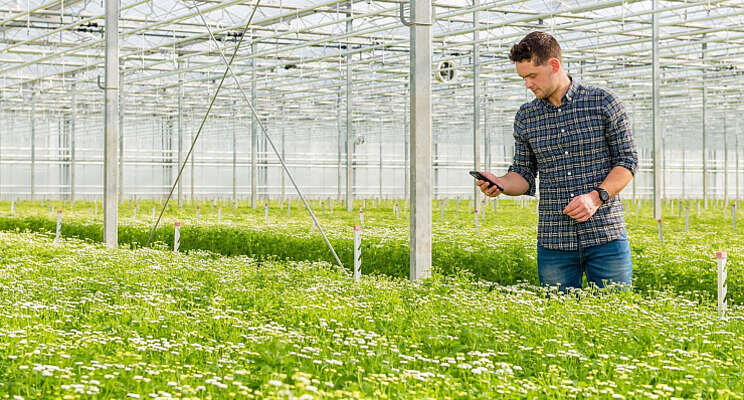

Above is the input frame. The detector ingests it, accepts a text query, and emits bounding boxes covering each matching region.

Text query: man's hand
[563,191,602,222]
[475,171,505,197]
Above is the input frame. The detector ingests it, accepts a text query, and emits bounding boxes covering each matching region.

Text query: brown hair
[509,31,562,65]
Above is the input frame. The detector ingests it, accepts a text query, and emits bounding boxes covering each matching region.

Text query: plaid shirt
[508,78,638,251]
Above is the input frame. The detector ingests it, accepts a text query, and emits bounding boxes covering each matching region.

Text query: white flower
[268,380,283,387]
[126,394,140,399]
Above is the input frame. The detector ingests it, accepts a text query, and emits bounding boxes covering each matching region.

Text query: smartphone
[469,170,505,192]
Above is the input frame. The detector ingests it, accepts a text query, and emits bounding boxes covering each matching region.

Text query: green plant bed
[0,231,742,399]
[0,198,740,304]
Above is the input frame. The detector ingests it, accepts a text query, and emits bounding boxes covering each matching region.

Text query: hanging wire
[189,1,344,268]
[146,0,263,245]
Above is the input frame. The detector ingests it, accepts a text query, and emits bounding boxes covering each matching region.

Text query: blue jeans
[537,232,633,291]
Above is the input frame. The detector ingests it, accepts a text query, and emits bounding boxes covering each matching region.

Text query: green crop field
[0,199,742,398]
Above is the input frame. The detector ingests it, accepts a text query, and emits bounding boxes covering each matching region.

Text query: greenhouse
[0,0,742,398]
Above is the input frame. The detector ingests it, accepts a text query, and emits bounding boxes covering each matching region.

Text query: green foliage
[0,231,742,398]
[0,198,741,303]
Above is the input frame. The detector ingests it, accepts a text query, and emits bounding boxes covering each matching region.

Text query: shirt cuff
[508,165,536,197]
[612,160,638,176]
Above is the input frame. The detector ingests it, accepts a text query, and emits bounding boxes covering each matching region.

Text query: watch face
[600,190,609,201]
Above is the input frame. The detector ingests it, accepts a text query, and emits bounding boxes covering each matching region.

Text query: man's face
[515,58,558,99]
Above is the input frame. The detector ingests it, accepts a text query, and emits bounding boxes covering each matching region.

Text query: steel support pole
[724,114,728,204]
[103,0,119,248]
[409,0,432,281]
[178,61,184,207]
[190,130,195,201]
[682,149,686,199]
[702,41,708,207]
[337,93,342,200]
[652,0,662,220]
[232,106,237,206]
[472,0,480,213]
[737,115,740,202]
[251,42,257,209]
[345,14,353,212]
[30,91,35,200]
[631,105,637,202]
[119,64,124,202]
[70,85,76,203]
[484,95,491,172]
[0,99,2,199]
[379,118,383,200]
[281,106,286,201]
[404,83,409,202]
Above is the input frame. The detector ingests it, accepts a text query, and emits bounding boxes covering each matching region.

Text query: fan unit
[434,60,456,83]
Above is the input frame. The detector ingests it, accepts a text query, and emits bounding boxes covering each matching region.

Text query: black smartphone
[469,170,505,192]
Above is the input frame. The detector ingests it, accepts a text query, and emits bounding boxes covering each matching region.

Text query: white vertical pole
[657,218,663,245]
[474,209,479,233]
[251,43,257,209]
[345,8,354,212]
[353,225,362,282]
[103,0,120,248]
[409,0,432,281]
[196,205,200,223]
[177,60,184,208]
[70,83,76,204]
[264,202,269,223]
[716,251,727,319]
[174,221,181,252]
[652,0,662,221]
[472,0,480,215]
[685,206,689,232]
[55,210,62,243]
[359,207,364,228]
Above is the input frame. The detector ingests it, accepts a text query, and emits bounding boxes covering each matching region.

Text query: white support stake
[716,251,727,319]
[54,210,62,243]
[133,205,138,219]
[685,206,689,232]
[359,208,364,228]
[474,209,480,233]
[732,204,737,230]
[10,200,15,215]
[174,221,181,252]
[440,201,444,221]
[151,206,156,222]
[196,206,200,223]
[218,206,222,224]
[95,202,98,216]
[353,225,362,282]
[264,202,269,223]
[657,218,663,245]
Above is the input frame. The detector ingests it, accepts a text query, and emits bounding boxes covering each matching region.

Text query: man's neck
[547,74,572,107]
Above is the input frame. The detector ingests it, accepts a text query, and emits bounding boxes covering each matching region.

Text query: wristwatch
[593,187,610,204]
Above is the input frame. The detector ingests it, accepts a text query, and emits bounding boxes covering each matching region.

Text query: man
[475,31,638,291]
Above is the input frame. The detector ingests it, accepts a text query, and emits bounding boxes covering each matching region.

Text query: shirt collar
[540,75,577,109]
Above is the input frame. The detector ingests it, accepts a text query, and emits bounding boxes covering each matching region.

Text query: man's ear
[549,58,561,73]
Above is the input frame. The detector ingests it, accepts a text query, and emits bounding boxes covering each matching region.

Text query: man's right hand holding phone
[476,171,505,197]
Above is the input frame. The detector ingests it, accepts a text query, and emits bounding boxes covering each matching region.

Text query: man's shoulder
[575,82,619,104]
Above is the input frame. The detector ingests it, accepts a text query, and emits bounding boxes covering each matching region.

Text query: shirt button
[565,151,569,155]
[558,108,562,112]
[567,172,572,176]
[570,193,574,197]
[561,129,565,133]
